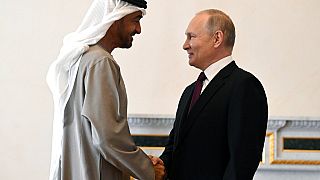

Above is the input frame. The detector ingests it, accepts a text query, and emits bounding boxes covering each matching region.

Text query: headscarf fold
[47,0,145,179]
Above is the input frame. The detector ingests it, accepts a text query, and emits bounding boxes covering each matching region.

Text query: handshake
[148,155,165,180]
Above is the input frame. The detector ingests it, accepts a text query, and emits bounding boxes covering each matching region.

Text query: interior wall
[114,0,320,117]
[1,0,320,179]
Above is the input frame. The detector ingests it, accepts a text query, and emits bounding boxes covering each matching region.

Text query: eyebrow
[185,32,195,36]
[135,15,143,20]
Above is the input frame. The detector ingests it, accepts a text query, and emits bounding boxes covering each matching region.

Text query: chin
[127,43,133,48]
[125,39,133,48]
[189,59,195,66]
[189,60,202,69]
[120,43,132,49]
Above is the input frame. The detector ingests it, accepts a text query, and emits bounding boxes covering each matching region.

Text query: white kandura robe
[59,45,154,180]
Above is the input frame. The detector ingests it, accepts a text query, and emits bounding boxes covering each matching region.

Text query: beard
[119,33,134,49]
[121,37,133,48]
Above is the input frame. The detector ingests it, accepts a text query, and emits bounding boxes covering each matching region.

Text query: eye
[188,35,196,40]
[132,19,140,26]
[133,16,142,23]
[186,33,196,40]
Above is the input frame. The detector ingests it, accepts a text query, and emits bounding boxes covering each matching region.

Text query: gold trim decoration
[283,149,320,153]
[266,132,275,164]
[282,137,320,153]
[266,132,320,165]
[271,160,320,165]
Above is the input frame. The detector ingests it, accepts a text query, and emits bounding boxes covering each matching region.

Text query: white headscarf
[47,0,145,179]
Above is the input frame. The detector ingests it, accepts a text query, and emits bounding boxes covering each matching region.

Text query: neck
[97,26,119,53]
[214,51,232,61]
[97,38,115,53]
[201,50,232,70]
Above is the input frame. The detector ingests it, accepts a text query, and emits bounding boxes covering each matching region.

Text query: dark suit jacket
[160,61,268,180]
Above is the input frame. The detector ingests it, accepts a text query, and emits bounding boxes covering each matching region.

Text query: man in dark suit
[151,9,268,179]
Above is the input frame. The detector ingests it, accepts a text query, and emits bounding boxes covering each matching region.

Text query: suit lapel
[174,85,194,146]
[178,61,238,143]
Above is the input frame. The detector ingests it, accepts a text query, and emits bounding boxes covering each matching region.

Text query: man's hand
[148,155,164,165]
[148,155,165,180]
[154,163,165,180]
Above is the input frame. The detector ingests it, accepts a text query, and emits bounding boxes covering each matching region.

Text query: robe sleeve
[81,57,155,180]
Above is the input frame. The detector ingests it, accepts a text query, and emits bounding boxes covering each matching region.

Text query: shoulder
[230,67,266,98]
[80,45,119,72]
[184,82,195,94]
[232,66,262,85]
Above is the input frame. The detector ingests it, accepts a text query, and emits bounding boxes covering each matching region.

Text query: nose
[135,23,141,34]
[183,39,190,50]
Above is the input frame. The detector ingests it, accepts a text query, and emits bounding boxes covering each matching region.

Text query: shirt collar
[203,56,233,82]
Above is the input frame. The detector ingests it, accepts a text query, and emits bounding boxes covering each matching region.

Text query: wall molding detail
[128,115,320,172]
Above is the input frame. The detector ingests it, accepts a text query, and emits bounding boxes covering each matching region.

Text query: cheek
[189,39,200,50]
[122,26,131,35]
[129,24,136,32]
[190,42,199,53]
[189,39,195,48]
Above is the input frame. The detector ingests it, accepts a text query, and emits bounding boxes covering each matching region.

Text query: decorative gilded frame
[266,132,320,165]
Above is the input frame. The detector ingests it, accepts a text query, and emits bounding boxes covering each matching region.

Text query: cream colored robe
[59,45,154,180]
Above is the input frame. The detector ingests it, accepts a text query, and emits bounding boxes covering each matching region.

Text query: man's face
[183,14,214,70]
[117,11,143,48]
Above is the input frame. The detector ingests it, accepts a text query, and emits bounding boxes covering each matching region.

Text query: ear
[212,30,224,48]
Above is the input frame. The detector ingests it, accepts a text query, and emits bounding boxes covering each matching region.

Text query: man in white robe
[47,0,164,179]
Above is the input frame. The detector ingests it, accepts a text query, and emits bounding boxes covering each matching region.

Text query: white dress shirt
[201,56,234,93]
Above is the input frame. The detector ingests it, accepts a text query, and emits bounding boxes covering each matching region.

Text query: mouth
[127,36,133,44]
[187,52,193,59]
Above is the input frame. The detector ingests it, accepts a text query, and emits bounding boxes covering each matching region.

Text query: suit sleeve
[223,76,268,180]
[160,124,175,175]
[81,58,155,180]
[160,86,191,178]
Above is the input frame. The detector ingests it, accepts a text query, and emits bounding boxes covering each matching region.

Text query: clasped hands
[148,155,165,180]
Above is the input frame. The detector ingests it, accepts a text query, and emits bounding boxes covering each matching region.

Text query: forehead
[123,11,143,20]
[185,14,209,34]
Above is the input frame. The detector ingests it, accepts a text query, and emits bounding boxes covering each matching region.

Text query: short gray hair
[197,9,236,50]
